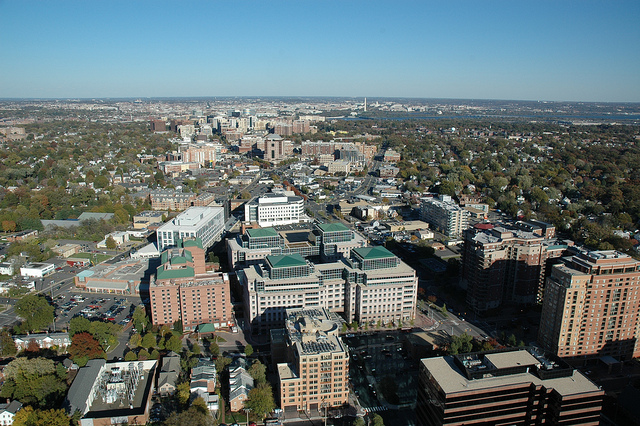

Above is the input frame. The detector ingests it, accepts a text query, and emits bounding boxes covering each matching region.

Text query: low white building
[0,400,22,425]
[20,262,55,278]
[13,332,71,351]
[0,262,14,276]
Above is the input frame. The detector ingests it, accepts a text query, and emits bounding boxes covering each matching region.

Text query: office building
[239,246,416,333]
[417,347,603,426]
[157,206,225,251]
[149,189,196,211]
[461,223,572,312]
[244,192,306,227]
[420,195,470,238]
[276,308,349,414]
[149,239,233,332]
[538,249,640,360]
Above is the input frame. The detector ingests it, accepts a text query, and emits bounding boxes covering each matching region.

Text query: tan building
[52,243,81,258]
[133,210,166,230]
[538,249,640,360]
[417,348,603,426]
[149,189,196,211]
[149,238,233,331]
[276,308,349,416]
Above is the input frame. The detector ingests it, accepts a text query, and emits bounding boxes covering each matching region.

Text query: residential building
[149,189,196,211]
[0,262,14,276]
[190,358,219,414]
[14,332,71,351]
[228,357,254,412]
[244,192,306,227]
[64,359,158,426]
[383,149,401,162]
[378,165,399,178]
[149,239,233,332]
[420,195,470,238]
[157,206,225,251]
[327,160,350,175]
[417,347,603,426]
[538,249,640,360]
[157,352,181,396]
[0,400,22,426]
[181,143,223,167]
[276,308,349,415]
[461,224,572,312]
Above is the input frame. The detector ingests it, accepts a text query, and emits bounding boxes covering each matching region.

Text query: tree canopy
[0,357,67,408]
[15,295,54,333]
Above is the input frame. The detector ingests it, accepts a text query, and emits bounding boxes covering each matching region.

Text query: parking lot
[56,295,133,328]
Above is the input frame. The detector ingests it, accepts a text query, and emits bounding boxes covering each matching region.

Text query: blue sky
[1,0,639,102]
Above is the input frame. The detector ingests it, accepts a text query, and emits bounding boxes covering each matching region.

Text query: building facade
[239,246,417,333]
[244,193,306,227]
[461,224,572,312]
[149,239,233,332]
[538,249,640,360]
[276,308,349,415]
[157,206,225,251]
[417,348,603,426]
[420,195,470,238]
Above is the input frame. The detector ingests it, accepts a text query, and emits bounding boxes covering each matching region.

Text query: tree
[352,418,366,426]
[124,351,137,361]
[371,413,385,426]
[105,235,117,250]
[68,332,105,367]
[164,406,215,426]
[248,360,267,385]
[245,383,276,419]
[15,295,54,333]
[176,382,191,407]
[165,335,182,353]
[209,340,220,357]
[132,305,150,333]
[0,329,17,357]
[138,348,150,360]
[141,333,156,349]
[173,319,183,334]
[0,357,67,408]
[128,332,142,348]
[12,406,71,426]
[214,356,232,373]
[68,316,91,336]
[244,343,254,357]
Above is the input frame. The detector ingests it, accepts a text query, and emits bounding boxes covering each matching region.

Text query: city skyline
[1,0,639,102]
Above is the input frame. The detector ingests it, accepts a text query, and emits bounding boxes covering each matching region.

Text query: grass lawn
[69,252,112,263]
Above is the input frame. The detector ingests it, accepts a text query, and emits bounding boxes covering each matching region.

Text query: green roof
[247,227,278,238]
[267,254,307,269]
[317,222,350,233]
[170,255,188,265]
[353,246,395,260]
[157,265,194,280]
[197,323,216,333]
[181,238,203,249]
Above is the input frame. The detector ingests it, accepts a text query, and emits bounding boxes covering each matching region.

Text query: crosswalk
[364,406,388,413]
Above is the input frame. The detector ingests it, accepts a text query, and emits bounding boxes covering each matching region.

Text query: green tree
[244,343,254,357]
[176,382,191,407]
[141,333,156,349]
[68,316,91,337]
[105,235,117,250]
[165,335,182,353]
[15,295,54,333]
[138,348,150,360]
[0,329,17,357]
[124,351,138,361]
[353,418,366,426]
[214,356,232,373]
[449,333,473,355]
[248,360,267,385]
[132,305,150,333]
[128,332,142,348]
[371,413,385,426]
[0,357,67,408]
[245,383,276,419]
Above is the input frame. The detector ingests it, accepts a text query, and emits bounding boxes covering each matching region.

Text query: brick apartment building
[149,238,233,332]
[538,249,640,360]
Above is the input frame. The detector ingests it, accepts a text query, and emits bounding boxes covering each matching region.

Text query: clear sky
[1,0,639,102]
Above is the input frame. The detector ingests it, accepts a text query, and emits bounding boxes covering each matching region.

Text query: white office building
[157,206,225,251]
[244,192,307,227]
[420,195,470,238]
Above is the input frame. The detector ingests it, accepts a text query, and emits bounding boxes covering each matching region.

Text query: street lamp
[243,407,251,426]
[321,398,328,426]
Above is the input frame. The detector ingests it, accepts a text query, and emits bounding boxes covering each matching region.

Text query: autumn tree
[12,406,71,426]
[0,357,67,408]
[244,383,276,420]
[68,332,105,367]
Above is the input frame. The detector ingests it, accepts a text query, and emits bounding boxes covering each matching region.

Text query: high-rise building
[538,249,640,360]
[156,206,225,251]
[417,347,603,426]
[276,308,349,414]
[149,238,233,331]
[243,192,306,227]
[420,195,470,238]
[461,223,572,312]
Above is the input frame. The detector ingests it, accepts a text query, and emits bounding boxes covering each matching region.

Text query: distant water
[337,114,640,122]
